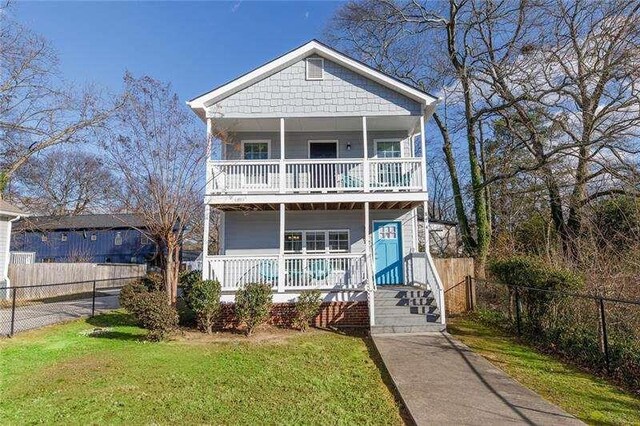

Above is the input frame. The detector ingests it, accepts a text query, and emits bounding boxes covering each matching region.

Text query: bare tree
[11,149,119,215]
[103,73,207,304]
[0,8,120,196]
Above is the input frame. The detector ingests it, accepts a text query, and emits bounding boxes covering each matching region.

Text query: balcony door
[241,140,271,188]
[374,139,403,188]
[308,140,338,189]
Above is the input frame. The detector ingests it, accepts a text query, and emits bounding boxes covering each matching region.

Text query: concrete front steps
[371,286,445,334]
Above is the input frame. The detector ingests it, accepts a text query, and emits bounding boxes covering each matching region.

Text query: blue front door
[373,221,403,285]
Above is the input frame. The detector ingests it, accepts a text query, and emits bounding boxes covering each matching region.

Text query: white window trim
[241,139,272,160]
[305,57,324,80]
[61,233,68,242]
[284,229,350,254]
[373,138,404,158]
[307,140,339,159]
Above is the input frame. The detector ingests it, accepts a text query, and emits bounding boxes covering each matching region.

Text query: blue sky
[13,1,341,101]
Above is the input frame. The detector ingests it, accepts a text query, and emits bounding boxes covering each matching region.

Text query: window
[306,57,324,80]
[328,231,349,252]
[284,230,350,254]
[130,256,137,263]
[305,231,326,252]
[61,233,68,242]
[90,233,97,241]
[140,232,152,245]
[375,140,402,158]
[242,141,270,160]
[114,232,123,246]
[41,234,48,242]
[378,225,398,240]
[284,232,303,253]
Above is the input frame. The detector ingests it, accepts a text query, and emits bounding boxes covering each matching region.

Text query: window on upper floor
[242,141,270,160]
[114,232,123,246]
[41,234,48,242]
[61,233,68,242]
[306,57,324,80]
[90,233,97,241]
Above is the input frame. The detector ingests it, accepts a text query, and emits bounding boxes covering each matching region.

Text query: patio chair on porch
[259,259,278,283]
[308,259,332,281]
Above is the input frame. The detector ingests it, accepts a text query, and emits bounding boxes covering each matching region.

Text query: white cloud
[231,1,242,13]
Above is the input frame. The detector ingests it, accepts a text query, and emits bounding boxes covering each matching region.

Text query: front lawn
[0,312,404,425]
[448,317,640,425]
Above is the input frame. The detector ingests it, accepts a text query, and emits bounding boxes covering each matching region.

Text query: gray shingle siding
[209,56,422,118]
[223,209,417,259]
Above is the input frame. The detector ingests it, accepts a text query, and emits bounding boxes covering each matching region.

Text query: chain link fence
[472,277,640,391]
[1,276,141,336]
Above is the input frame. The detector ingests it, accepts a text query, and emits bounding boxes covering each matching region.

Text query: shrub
[235,283,273,336]
[119,275,178,341]
[489,256,583,332]
[179,270,201,299]
[133,291,179,341]
[119,279,149,314]
[187,279,221,333]
[293,289,323,332]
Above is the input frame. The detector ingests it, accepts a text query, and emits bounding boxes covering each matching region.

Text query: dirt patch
[173,325,336,345]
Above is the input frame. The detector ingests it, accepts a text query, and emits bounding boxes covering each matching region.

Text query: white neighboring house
[0,201,27,288]
[188,40,446,332]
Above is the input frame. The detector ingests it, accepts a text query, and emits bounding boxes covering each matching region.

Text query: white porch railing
[368,158,423,190]
[211,160,280,193]
[206,253,367,291]
[9,252,35,264]
[285,159,365,192]
[207,158,424,194]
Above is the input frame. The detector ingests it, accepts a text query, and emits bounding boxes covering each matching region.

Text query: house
[10,213,157,265]
[0,200,27,287]
[425,218,460,256]
[188,40,446,332]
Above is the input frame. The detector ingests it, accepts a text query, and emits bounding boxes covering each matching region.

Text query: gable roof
[187,39,439,118]
[0,200,27,218]
[13,213,147,233]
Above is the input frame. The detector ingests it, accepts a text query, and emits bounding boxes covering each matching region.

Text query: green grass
[448,317,640,425]
[0,312,403,425]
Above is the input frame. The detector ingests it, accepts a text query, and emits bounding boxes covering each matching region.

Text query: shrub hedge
[235,283,273,336]
[293,289,323,332]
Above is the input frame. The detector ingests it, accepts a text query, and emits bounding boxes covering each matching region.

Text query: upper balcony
[205,116,428,204]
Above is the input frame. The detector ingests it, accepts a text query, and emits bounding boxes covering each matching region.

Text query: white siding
[0,218,10,286]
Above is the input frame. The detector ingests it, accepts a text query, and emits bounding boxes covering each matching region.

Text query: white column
[364,201,374,325]
[202,205,210,280]
[280,118,285,193]
[206,118,213,193]
[420,115,428,192]
[278,203,286,293]
[362,116,370,192]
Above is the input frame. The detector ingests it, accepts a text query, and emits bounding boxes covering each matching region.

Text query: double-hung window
[243,141,270,160]
[283,230,349,254]
[242,140,271,187]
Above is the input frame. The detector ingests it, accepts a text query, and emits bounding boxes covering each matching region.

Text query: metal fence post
[598,297,610,374]
[514,286,522,337]
[10,287,17,337]
[91,280,96,317]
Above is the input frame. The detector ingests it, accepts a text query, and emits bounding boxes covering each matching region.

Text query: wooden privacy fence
[7,263,147,300]
[433,257,475,315]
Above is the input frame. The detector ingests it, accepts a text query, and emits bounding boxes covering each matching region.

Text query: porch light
[346,142,352,151]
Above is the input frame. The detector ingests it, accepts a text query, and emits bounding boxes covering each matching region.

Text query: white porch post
[362,116,370,192]
[280,118,285,193]
[202,118,213,281]
[364,201,374,325]
[278,203,286,293]
[420,115,428,192]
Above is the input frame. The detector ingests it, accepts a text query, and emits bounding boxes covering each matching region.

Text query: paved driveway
[373,332,584,425]
[0,289,120,336]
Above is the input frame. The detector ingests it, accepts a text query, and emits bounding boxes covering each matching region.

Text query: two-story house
[188,40,446,333]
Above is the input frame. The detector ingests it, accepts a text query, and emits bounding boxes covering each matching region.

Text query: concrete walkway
[373,332,584,426]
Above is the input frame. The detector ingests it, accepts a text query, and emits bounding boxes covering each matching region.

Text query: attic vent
[306,58,324,80]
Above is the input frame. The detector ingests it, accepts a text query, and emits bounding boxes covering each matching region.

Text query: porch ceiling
[214,200,422,212]
[212,115,420,133]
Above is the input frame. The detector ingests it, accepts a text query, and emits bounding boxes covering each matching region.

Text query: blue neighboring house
[10,214,158,264]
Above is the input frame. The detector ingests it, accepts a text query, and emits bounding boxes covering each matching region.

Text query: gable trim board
[188,40,439,120]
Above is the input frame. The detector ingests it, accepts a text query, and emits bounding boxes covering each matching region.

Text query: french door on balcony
[307,140,338,189]
[374,139,403,187]
[242,140,271,188]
